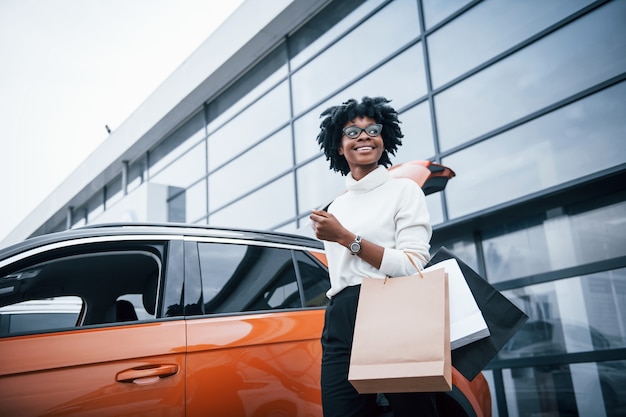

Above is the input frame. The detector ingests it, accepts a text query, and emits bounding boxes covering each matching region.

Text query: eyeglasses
[342,124,383,139]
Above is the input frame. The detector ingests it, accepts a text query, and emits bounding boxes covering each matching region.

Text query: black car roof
[0,222,324,263]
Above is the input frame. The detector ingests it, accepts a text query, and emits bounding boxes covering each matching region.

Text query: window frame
[182,237,329,318]
[0,236,179,337]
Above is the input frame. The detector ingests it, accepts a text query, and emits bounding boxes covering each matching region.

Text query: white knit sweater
[324,165,432,298]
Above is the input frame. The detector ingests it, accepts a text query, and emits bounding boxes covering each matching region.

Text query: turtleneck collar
[345,165,390,193]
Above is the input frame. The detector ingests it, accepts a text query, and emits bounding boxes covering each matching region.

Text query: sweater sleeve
[379,181,432,277]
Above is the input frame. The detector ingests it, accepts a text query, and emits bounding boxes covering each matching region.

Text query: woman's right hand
[311,209,384,269]
[309,209,352,244]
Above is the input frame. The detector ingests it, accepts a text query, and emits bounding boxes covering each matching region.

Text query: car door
[0,237,186,417]
[184,239,329,417]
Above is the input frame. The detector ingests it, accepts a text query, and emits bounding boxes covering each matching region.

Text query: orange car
[0,161,490,417]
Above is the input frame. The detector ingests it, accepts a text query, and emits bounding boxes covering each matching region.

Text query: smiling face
[339,116,385,180]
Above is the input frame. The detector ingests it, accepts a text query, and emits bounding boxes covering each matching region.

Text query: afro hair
[316,96,403,175]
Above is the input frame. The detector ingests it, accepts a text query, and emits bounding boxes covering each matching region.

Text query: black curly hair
[316,96,403,175]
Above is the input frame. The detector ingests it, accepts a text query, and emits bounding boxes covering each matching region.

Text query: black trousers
[321,285,439,417]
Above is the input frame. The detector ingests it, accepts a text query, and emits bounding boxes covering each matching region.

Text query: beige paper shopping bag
[348,267,451,394]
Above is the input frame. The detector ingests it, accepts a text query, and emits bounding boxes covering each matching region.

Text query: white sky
[0,0,244,243]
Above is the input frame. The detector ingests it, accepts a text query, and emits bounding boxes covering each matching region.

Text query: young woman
[310,97,438,417]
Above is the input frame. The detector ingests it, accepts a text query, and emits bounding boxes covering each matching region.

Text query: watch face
[350,242,361,253]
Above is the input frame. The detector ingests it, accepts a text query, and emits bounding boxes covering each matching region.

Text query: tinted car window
[0,297,82,335]
[0,246,163,336]
[198,242,329,314]
[293,250,330,307]
[198,242,301,314]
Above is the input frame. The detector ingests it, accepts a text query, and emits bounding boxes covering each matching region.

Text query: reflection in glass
[291,0,420,115]
[293,251,330,307]
[289,0,386,69]
[425,193,443,226]
[0,250,162,329]
[443,81,626,219]
[430,237,477,272]
[198,242,245,310]
[150,141,206,189]
[208,81,289,170]
[127,157,145,193]
[209,128,292,212]
[184,179,207,224]
[209,175,295,230]
[86,191,104,222]
[167,186,186,223]
[0,297,82,336]
[435,1,626,150]
[500,269,626,358]
[483,200,626,282]
[105,175,123,209]
[428,0,593,88]
[421,0,472,29]
[394,102,434,163]
[293,103,326,164]
[479,370,499,417]
[197,243,301,314]
[296,156,346,217]
[149,111,205,176]
[332,43,428,114]
[207,45,288,133]
[503,360,626,417]
[71,207,86,229]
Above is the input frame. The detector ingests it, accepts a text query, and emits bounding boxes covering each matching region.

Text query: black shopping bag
[426,247,529,381]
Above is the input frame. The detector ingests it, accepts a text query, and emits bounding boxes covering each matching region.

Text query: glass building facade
[22,1,626,416]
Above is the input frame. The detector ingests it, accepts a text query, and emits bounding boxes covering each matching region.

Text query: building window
[209,127,292,212]
[207,44,288,134]
[149,111,206,177]
[500,359,625,417]
[295,156,346,218]
[290,0,421,115]
[396,101,435,162]
[127,157,146,193]
[421,0,473,30]
[207,81,290,172]
[150,141,206,190]
[105,175,123,209]
[189,179,208,224]
[85,191,104,222]
[288,0,376,69]
[209,175,295,230]
[166,186,185,223]
[483,199,626,283]
[434,1,626,151]
[427,0,594,88]
[71,207,86,229]
[442,81,626,219]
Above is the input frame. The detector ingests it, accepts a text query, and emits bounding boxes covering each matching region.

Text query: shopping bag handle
[404,251,425,278]
[383,251,427,284]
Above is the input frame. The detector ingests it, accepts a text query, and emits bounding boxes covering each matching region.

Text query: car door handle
[116,364,179,384]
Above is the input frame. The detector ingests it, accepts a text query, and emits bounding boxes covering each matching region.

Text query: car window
[0,296,82,336]
[0,246,163,337]
[117,293,154,320]
[197,242,329,314]
[293,250,330,307]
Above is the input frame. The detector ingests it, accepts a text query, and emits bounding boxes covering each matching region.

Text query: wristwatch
[349,235,362,255]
